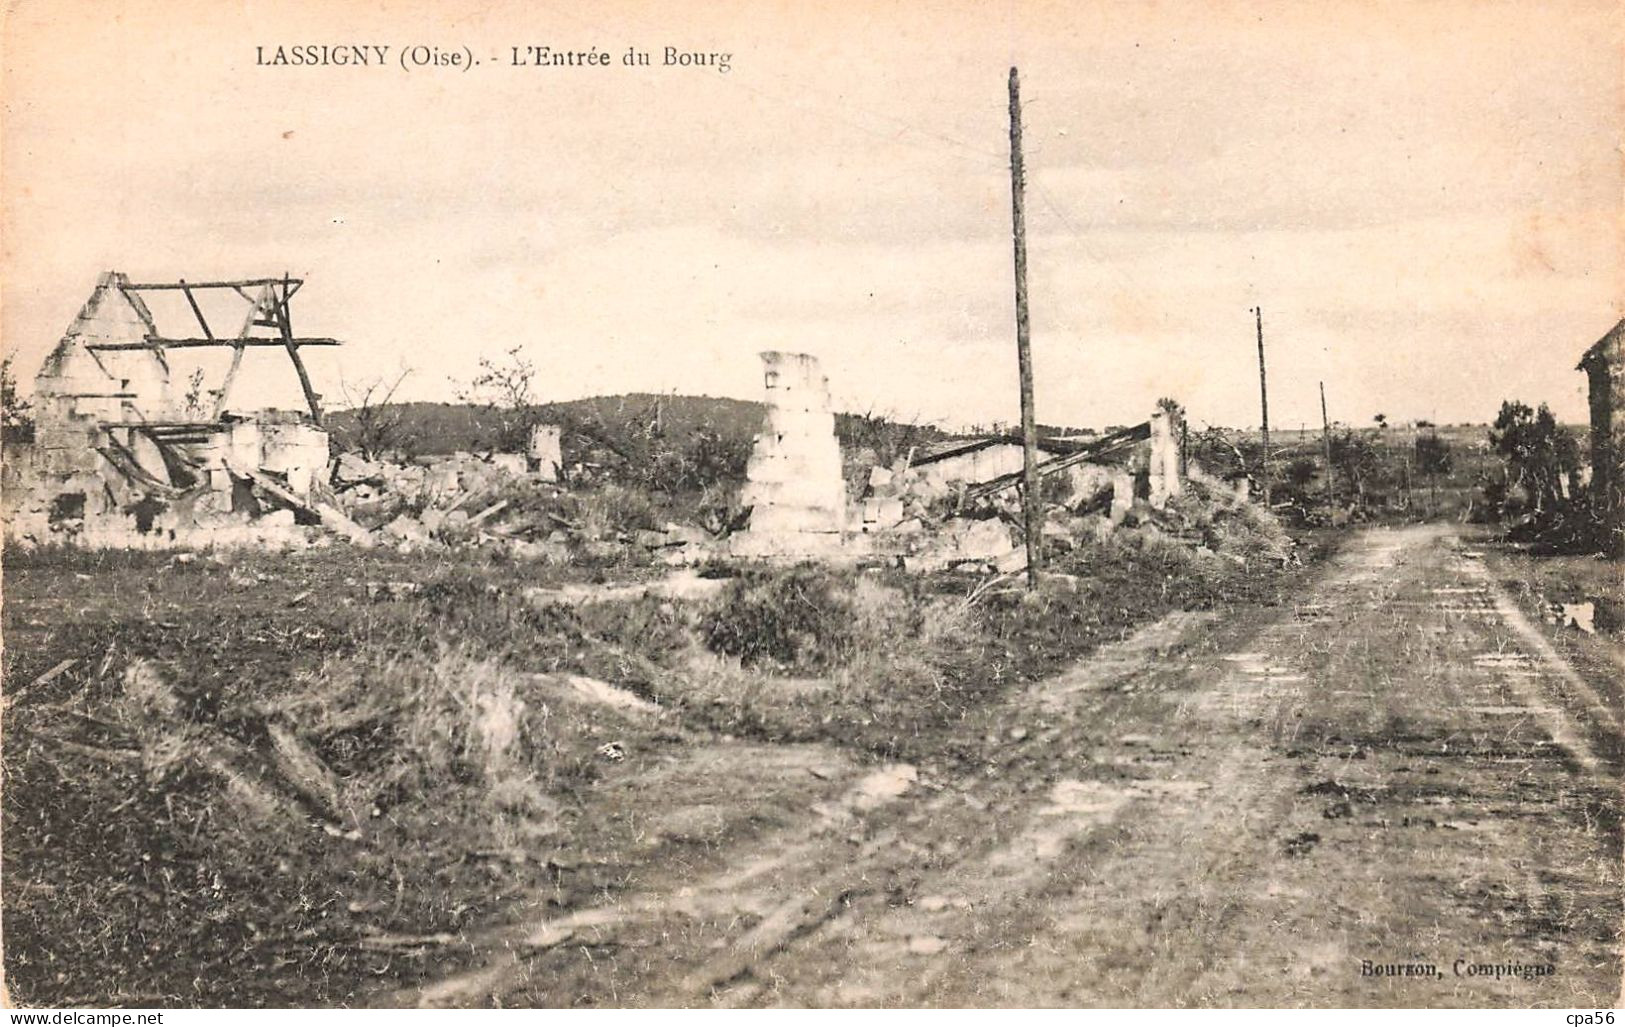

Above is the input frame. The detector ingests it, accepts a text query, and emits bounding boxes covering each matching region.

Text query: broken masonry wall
[733,352,851,558]
[15,272,175,537]
[739,351,846,531]
[914,444,1029,492]
[35,271,176,426]
[527,424,563,481]
[256,422,332,498]
[1069,462,1136,524]
[1148,409,1182,508]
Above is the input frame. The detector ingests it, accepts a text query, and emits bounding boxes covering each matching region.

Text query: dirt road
[392,525,1622,1008]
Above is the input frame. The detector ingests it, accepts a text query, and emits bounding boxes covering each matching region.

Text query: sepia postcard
[1,0,1621,1012]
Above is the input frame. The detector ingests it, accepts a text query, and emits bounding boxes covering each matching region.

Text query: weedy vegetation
[3,415,1332,1005]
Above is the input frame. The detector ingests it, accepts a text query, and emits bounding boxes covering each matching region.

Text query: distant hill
[326,394,960,458]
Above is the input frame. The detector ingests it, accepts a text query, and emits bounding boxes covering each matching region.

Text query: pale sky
[3,0,1620,431]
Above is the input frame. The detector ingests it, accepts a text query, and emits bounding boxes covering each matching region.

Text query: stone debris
[907,935,949,956]
[6,290,1217,576]
[840,408,1180,574]
[366,581,423,601]
[1543,599,1597,634]
[852,763,918,810]
[319,445,730,563]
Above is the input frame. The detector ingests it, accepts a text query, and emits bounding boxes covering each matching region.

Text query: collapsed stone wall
[6,413,335,548]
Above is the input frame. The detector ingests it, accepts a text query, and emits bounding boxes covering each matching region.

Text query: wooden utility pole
[1319,380,1334,521]
[1008,66,1041,588]
[1253,306,1270,508]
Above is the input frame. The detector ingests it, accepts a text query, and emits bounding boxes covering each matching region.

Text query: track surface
[392,525,1623,1008]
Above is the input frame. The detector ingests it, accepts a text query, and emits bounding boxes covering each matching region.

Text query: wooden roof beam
[120,278,305,291]
[86,337,340,350]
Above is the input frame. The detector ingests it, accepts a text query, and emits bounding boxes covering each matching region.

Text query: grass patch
[1,489,1330,1004]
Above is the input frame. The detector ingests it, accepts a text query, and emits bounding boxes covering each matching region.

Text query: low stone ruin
[718,349,1189,574]
[843,408,1186,574]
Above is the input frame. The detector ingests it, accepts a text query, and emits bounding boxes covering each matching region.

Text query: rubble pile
[5,280,1232,573]
[324,450,725,565]
[835,408,1284,576]
[847,447,1139,575]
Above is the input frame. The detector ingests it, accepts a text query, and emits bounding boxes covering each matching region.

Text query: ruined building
[1578,318,1625,556]
[725,349,1190,570]
[4,272,345,546]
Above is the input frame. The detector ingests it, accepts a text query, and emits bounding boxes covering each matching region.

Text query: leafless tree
[339,369,412,460]
[458,346,543,452]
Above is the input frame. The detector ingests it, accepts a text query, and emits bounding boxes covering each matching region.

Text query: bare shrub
[574,483,659,538]
[1166,477,1294,564]
[304,645,565,828]
[699,564,858,672]
[336,370,413,460]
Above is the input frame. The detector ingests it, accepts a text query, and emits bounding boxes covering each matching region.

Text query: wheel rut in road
[391,525,1622,1008]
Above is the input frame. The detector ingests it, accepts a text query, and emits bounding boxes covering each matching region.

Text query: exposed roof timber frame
[120,278,305,292]
[274,273,324,423]
[214,283,273,418]
[96,274,332,425]
[964,421,1152,500]
[85,337,340,350]
[179,281,215,341]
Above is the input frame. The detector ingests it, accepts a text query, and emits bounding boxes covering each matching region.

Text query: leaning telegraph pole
[1008,67,1041,588]
[1253,306,1271,508]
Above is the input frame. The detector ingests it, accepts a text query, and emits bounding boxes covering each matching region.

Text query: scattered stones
[382,514,433,546]
[1551,600,1596,634]
[366,581,422,601]
[993,548,1028,575]
[334,452,382,484]
[853,764,918,810]
[907,935,949,955]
